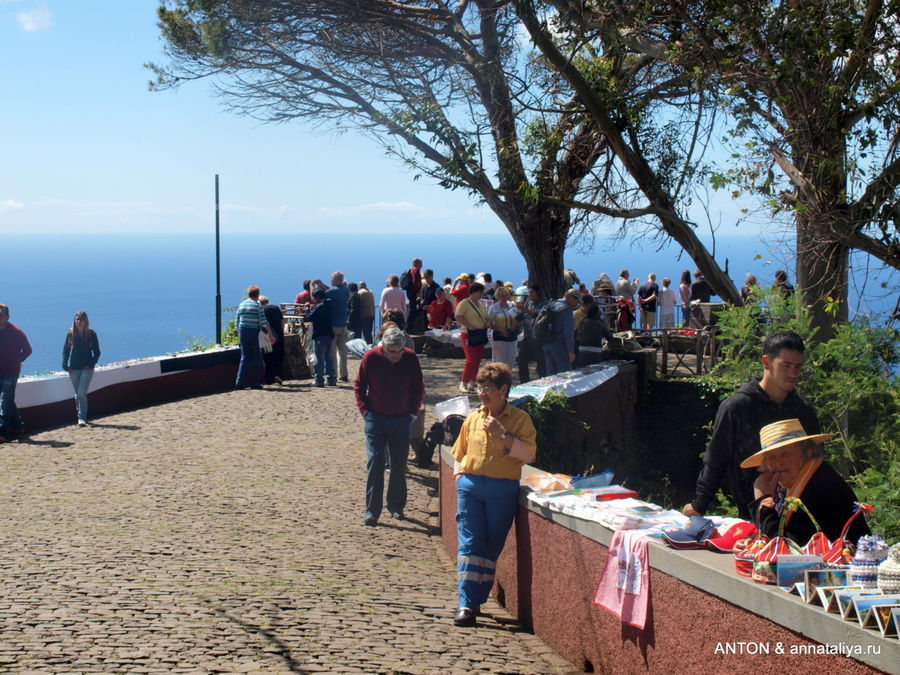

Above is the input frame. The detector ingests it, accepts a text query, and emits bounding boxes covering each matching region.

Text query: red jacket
[354,346,425,418]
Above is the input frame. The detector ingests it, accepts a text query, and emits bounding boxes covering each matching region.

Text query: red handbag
[803,502,872,564]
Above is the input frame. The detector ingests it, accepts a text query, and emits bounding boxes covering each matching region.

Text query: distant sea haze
[2,232,886,377]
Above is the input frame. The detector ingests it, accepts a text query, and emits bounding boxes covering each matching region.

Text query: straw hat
[740,418,834,469]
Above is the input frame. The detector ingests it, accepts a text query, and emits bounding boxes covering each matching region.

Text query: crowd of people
[1,261,868,632]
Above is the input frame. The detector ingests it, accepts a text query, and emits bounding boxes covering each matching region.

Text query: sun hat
[458,273,469,281]
[740,418,834,469]
[706,521,759,553]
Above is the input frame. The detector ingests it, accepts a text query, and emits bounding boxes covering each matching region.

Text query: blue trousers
[69,367,94,423]
[236,326,262,387]
[542,339,571,375]
[456,473,520,610]
[314,338,336,385]
[0,375,23,433]
[364,412,413,520]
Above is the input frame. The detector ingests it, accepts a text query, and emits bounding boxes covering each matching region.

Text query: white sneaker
[77,420,87,427]
[274,376,283,385]
[458,382,470,394]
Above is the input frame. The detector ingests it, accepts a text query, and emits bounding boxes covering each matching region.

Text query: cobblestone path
[0,357,575,674]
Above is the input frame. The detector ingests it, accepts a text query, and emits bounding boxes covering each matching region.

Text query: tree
[151,0,739,300]
[542,0,900,339]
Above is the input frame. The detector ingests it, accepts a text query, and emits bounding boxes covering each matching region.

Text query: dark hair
[528,283,541,294]
[581,293,595,305]
[469,282,485,295]
[763,331,805,358]
[0,303,8,317]
[303,279,311,291]
[476,362,512,392]
[313,288,326,300]
[424,268,434,277]
[443,277,452,285]
[775,270,788,283]
[680,270,691,285]
[247,285,260,300]
[348,282,358,292]
[381,308,406,331]
[482,272,492,283]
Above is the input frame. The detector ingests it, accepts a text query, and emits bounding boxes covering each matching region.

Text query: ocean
[2,232,891,377]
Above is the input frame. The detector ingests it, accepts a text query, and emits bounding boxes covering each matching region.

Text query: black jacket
[751,461,871,546]
[62,329,100,371]
[692,378,819,519]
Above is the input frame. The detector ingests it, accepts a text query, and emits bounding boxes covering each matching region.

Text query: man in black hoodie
[683,331,820,519]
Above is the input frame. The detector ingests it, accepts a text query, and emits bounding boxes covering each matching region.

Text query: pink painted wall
[439,460,886,674]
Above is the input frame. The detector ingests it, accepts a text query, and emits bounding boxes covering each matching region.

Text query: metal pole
[215,174,222,344]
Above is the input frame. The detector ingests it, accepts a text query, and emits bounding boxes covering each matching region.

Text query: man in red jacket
[0,304,33,442]
[354,326,425,526]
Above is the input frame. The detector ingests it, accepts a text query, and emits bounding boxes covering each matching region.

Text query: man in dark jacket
[683,331,820,520]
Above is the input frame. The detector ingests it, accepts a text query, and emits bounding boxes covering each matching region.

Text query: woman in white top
[487,286,520,370]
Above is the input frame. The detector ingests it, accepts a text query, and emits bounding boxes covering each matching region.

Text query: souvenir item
[878,543,900,594]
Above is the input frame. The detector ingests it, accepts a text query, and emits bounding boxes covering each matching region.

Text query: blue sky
[0,1,504,236]
[1,1,751,240]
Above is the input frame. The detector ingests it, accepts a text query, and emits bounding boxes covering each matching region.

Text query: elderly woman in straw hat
[743,419,870,546]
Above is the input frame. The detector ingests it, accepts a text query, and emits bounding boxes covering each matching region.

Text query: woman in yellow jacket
[451,362,537,626]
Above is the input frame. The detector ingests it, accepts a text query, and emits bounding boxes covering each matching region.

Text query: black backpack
[399,269,412,290]
[534,304,557,345]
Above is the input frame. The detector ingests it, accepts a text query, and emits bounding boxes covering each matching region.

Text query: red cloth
[451,282,470,303]
[427,300,454,328]
[294,290,312,305]
[593,529,650,629]
[354,346,425,418]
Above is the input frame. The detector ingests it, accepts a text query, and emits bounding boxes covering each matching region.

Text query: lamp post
[215,174,222,344]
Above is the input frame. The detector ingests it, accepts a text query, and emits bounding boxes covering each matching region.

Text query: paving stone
[0,358,578,674]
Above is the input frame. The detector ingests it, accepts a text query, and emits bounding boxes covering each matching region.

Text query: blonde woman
[62,311,101,426]
[487,286,520,370]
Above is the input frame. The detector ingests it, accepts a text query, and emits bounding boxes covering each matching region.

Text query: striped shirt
[236,298,266,330]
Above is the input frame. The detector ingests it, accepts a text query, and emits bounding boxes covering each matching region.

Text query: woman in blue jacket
[62,311,100,426]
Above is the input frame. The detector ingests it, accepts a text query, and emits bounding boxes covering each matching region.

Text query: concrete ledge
[440,446,898,674]
[18,347,241,431]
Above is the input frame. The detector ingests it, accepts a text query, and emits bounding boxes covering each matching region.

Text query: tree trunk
[796,214,848,343]
[504,204,569,300]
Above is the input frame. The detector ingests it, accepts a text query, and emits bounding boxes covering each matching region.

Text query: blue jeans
[542,339,571,376]
[364,411,413,520]
[69,367,94,423]
[236,326,262,387]
[682,306,691,327]
[314,338,336,385]
[456,473,520,610]
[0,375,24,433]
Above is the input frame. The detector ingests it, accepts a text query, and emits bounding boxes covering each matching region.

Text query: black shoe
[339,376,349,382]
[251,385,263,390]
[364,516,378,526]
[326,380,337,386]
[314,381,325,388]
[390,511,403,520]
[453,607,476,627]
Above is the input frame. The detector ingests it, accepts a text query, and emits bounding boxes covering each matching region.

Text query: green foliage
[178,303,239,351]
[523,391,569,470]
[709,288,900,542]
[178,329,216,352]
